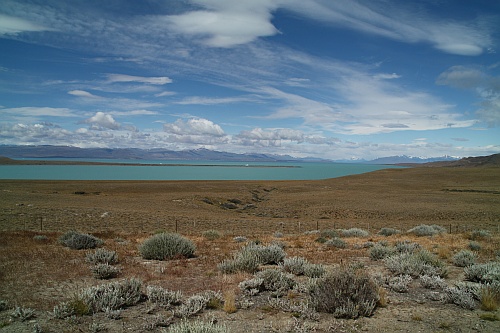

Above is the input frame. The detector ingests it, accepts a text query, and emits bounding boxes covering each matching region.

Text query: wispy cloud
[0,14,53,35]
[174,96,257,105]
[106,74,172,85]
[437,65,500,126]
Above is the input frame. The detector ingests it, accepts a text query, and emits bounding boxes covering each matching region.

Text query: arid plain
[1,165,499,332]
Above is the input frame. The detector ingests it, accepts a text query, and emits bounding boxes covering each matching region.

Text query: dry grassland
[0,167,499,332]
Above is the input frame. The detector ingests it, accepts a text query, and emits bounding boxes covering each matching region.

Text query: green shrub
[419,274,447,290]
[369,244,396,261]
[453,250,477,267]
[388,275,412,293]
[202,230,221,240]
[470,229,491,240]
[384,249,447,278]
[469,241,482,251]
[86,248,118,265]
[309,268,378,318]
[464,262,500,283]
[10,307,35,322]
[239,269,295,296]
[340,228,369,238]
[320,229,339,238]
[443,283,479,310]
[33,235,49,242]
[395,240,421,253]
[59,231,103,250]
[139,233,195,260]
[325,237,347,249]
[146,285,182,308]
[218,243,286,274]
[303,263,326,278]
[168,319,227,333]
[79,278,142,313]
[378,228,400,236]
[281,256,308,275]
[407,224,446,236]
[91,264,120,280]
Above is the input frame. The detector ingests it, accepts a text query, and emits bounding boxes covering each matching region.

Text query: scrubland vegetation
[1,225,499,332]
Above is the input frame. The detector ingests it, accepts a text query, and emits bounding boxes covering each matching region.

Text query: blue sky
[0,0,499,160]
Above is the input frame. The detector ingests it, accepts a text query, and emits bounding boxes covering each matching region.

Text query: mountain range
[0,145,461,164]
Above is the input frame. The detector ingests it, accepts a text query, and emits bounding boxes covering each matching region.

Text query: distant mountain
[415,154,500,168]
[0,145,330,163]
[366,155,459,165]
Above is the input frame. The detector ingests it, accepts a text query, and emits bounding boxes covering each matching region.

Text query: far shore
[0,156,299,168]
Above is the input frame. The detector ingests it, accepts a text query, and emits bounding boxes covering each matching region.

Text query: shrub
[369,244,396,261]
[388,275,412,293]
[303,263,326,278]
[452,250,477,267]
[464,262,500,283]
[10,307,35,322]
[239,269,295,296]
[202,230,221,240]
[384,249,447,278]
[86,248,118,265]
[33,235,49,242]
[91,263,120,279]
[395,240,421,254]
[174,292,222,318]
[419,275,447,290]
[218,243,286,274]
[168,319,227,333]
[281,256,308,275]
[53,301,75,319]
[444,285,477,310]
[481,285,499,311]
[407,224,446,237]
[233,236,247,242]
[59,231,103,250]
[325,237,347,249]
[139,233,195,260]
[470,229,491,240]
[320,229,339,238]
[79,278,142,313]
[378,228,400,236]
[340,228,369,238]
[146,285,182,308]
[309,268,378,318]
[469,241,482,251]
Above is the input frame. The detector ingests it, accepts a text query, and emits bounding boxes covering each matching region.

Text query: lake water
[0,159,403,180]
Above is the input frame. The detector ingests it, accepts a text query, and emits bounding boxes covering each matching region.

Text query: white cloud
[82,112,121,130]
[167,0,280,47]
[0,14,53,35]
[437,65,500,126]
[106,74,172,85]
[237,127,304,143]
[68,90,102,99]
[163,118,226,137]
[0,106,77,117]
[174,96,256,105]
[155,91,177,97]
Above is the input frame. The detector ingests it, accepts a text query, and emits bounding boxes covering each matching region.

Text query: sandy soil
[0,166,499,332]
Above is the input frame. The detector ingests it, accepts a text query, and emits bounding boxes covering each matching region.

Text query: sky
[0,0,499,160]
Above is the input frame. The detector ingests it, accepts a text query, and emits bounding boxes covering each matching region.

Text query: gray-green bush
[369,244,396,261]
[78,278,142,313]
[378,228,400,236]
[146,285,182,308]
[202,230,221,240]
[139,233,195,260]
[167,319,227,333]
[218,243,286,274]
[452,250,477,267]
[86,248,118,265]
[464,262,500,284]
[91,264,120,280]
[407,224,446,236]
[384,249,447,278]
[325,237,348,249]
[309,268,378,318]
[340,228,369,238]
[59,231,103,250]
[239,268,295,296]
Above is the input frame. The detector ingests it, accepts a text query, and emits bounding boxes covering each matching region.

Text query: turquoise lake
[0,159,402,180]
